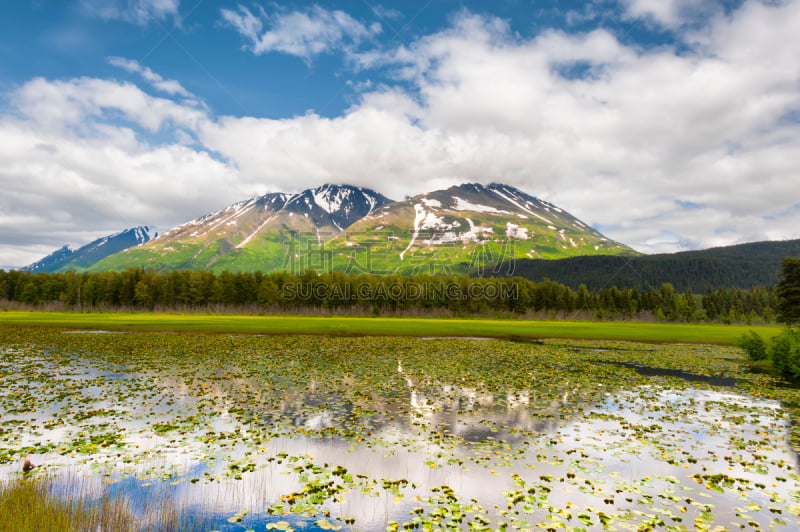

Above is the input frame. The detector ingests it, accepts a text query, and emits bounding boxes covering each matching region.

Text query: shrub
[738,331,768,361]
[770,328,800,380]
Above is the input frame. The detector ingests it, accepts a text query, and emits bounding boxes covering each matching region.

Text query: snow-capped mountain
[89,185,393,272]
[282,184,390,231]
[153,192,291,246]
[86,183,633,274]
[23,245,75,273]
[24,226,155,273]
[337,183,633,273]
[24,184,633,275]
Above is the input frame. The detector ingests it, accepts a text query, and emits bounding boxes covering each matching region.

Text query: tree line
[0,268,780,323]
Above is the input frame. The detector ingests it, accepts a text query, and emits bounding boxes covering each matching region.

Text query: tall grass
[0,474,207,532]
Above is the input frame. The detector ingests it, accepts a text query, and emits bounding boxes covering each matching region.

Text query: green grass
[0,310,781,344]
[0,475,202,531]
[0,476,136,532]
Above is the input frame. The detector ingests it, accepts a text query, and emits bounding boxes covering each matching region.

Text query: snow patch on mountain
[487,184,556,224]
[312,186,346,214]
[461,218,494,241]
[489,187,547,221]
[506,223,530,240]
[419,210,457,232]
[452,197,512,215]
[133,226,154,243]
[236,215,278,249]
[421,198,442,208]
[362,189,378,212]
[400,204,426,260]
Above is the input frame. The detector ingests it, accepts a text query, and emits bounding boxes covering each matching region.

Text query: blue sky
[1,0,799,267]
[2,0,685,119]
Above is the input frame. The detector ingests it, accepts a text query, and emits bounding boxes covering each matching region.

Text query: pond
[0,327,798,530]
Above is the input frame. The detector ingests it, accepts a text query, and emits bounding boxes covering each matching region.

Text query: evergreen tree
[777,257,800,325]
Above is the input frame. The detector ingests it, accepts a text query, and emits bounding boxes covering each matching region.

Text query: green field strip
[0,311,781,345]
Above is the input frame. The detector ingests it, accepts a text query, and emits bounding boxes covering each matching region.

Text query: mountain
[88,183,633,274]
[323,183,634,274]
[24,227,155,273]
[23,245,74,273]
[476,239,800,291]
[88,184,393,273]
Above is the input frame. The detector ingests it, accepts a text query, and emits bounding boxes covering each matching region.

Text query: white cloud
[12,76,206,135]
[618,0,719,28]
[3,1,800,266]
[81,0,181,26]
[107,57,193,98]
[0,79,236,267]
[371,5,403,21]
[205,4,800,253]
[221,4,381,59]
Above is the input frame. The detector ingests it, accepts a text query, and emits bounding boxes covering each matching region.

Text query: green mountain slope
[89,194,289,272]
[89,185,393,273]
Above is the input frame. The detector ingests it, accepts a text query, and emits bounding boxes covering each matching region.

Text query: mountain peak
[338,182,633,272]
[282,184,393,230]
[23,245,75,272]
[108,226,155,245]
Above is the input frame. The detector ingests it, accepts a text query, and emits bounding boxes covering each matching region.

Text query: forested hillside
[478,239,800,291]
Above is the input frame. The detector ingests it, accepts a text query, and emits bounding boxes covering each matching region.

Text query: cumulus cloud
[0,79,237,266]
[3,1,800,266]
[207,4,800,253]
[221,4,381,59]
[80,0,181,26]
[12,77,206,135]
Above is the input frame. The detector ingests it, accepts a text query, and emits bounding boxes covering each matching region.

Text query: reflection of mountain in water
[150,356,604,449]
[395,359,597,441]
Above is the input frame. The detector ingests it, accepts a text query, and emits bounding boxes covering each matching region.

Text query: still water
[0,332,798,530]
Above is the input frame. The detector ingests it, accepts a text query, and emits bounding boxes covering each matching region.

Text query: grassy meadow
[0,309,782,344]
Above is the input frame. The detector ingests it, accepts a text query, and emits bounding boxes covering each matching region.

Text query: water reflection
[1,339,799,531]
[598,360,738,387]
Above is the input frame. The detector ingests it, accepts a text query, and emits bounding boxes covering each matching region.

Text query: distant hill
[476,239,800,291]
[23,227,155,273]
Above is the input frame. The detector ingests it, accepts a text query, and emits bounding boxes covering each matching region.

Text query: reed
[0,474,207,532]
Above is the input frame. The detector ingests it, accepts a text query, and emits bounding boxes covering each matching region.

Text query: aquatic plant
[0,326,799,530]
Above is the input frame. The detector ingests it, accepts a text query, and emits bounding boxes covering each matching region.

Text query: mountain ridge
[86,182,633,274]
[89,184,395,273]
[23,226,155,273]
